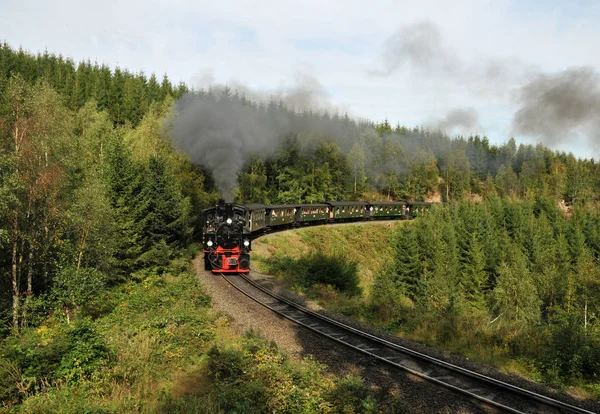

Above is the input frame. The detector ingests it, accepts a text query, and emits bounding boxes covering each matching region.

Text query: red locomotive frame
[204,245,250,274]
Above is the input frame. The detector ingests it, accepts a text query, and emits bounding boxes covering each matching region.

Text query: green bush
[0,319,111,404]
[325,375,379,414]
[51,266,107,316]
[0,326,70,402]
[536,312,600,384]
[56,318,112,383]
[204,331,379,413]
[265,251,362,296]
[138,239,173,274]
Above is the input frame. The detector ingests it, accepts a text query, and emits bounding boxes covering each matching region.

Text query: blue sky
[2,0,599,158]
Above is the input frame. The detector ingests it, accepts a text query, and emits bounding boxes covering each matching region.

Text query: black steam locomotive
[202,201,252,273]
[202,200,433,274]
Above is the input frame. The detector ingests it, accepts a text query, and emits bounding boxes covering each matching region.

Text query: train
[202,200,434,273]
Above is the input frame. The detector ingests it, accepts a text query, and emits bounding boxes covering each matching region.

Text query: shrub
[56,318,112,383]
[302,251,362,296]
[0,319,112,404]
[139,239,172,274]
[536,312,600,384]
[0,326,70,402]
[326,375,379,414]
[264,251,362,296]
[204,331,380,413]
[51,266,107,318]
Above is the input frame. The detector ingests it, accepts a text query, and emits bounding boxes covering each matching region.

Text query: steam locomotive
[202,200,433,273]
[203,201,252,273]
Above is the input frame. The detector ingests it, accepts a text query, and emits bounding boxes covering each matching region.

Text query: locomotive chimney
[225,203,233,220]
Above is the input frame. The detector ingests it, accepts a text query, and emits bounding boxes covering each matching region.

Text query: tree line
[0,43,189,127]
[236,122,600,205]
[371,198,600,384]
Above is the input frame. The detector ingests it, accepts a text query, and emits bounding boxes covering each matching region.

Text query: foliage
[0,318,111,403]
[253,203,600,392]
[3,39,600,407]
[51,266,107,316]
[263,251,362,297]
[0,43,185,127]
[205,331,378,413]
[537,311,600,384]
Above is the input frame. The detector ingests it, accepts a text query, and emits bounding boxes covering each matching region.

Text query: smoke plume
[171,94,280,202]
[375,20,600,151]
[371,19,526,90]
[170,71,358,202]
[428,107,480,135]
[374,20,458,76]
[191,67,334,113]
[512,67,600,146]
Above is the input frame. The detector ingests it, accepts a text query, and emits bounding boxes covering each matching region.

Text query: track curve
[220,272,596,414]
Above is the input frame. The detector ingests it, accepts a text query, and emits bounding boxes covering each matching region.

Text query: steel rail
[220,272,596,414]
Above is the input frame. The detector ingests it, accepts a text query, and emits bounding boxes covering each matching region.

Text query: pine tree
[462,232,487,309]
[392,226,422,300]
[160,73,173,100]
[492,246,541,323]
[109,67,125,125]
[138,156,191,252]
[147,73,161,103]
[105,138,143,277]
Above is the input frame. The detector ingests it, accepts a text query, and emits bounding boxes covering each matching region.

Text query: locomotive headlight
[207,240,213,247]
[226,218,233,225]
[243,240,250,247]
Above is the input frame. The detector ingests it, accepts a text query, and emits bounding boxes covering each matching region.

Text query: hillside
[1,43,600,410]
[251,210,600,400]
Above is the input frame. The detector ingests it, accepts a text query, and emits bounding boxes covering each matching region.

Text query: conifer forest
[1,43,600,411]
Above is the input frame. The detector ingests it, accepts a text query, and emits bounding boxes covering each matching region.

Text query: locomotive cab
[203,201,252,273]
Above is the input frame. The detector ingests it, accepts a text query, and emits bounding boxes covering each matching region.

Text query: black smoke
[171,93,283,202]
[169,73,360,202]
[374,20,600,151]
[512,67,600,146]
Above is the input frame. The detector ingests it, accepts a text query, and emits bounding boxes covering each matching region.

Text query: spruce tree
[392,226,422,300]
[492,245,541,323]
[137,156,191,268]
[105,138,143,277]
[462,232,487,309]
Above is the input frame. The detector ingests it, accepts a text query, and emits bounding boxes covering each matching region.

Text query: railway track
[220,272,596,414]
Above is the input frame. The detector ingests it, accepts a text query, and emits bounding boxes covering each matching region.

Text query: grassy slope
[253,221,402,291]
